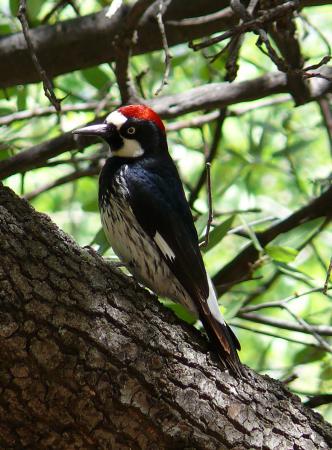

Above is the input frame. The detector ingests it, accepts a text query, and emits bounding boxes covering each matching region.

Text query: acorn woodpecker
[73,105,242,375]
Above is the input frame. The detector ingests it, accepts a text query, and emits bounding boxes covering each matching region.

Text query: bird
[73,104,242,375]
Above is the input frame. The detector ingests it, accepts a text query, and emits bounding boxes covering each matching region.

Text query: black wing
[125,158,209,303]
[125,157,242,375]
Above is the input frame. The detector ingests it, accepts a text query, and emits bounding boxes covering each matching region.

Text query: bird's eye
[127,127,136,135]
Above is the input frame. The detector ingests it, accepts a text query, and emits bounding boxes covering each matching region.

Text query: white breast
[99,170,198,316]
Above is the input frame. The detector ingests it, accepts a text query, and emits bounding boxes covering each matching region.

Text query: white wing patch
[106,110,127,128]
[154,232,176,261]
[207,276,225,325]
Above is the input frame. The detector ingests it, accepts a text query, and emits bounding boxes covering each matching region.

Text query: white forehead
[106,110,128,128]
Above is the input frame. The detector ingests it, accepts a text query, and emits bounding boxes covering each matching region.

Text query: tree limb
[1,183,332,448]
[0,0,327,88]
[2,68,331,181]
[0,0,234,88]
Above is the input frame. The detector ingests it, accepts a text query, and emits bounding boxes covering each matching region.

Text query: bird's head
[73,104,166,158]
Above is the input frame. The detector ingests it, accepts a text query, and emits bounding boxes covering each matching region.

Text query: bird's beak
[72,123,108,137]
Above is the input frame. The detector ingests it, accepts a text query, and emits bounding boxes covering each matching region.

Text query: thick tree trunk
[0,184,331,450]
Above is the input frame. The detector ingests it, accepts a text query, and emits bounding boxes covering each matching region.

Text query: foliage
[0,0,332,422]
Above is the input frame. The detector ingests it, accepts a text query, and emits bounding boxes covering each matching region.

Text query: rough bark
[0,0,234,88]
[1,185,332,449]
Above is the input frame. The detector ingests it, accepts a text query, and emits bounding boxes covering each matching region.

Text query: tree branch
[213,185,332,293]
[24,166,100,201]
[0,0,327,88]
[1,183,332,448]
[238,312,332,336]
[17,0,61,112]
[1,69,331,180]
[0,1,235,88]
[113,0,155,104]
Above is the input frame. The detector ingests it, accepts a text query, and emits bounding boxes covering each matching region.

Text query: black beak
[72,123,108,137]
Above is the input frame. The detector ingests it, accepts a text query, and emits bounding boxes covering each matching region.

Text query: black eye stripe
[127,127,136,135]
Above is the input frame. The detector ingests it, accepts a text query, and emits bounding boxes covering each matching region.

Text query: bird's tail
[198,277,243,376]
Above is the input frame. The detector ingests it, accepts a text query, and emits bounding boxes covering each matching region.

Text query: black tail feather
[199,312,243,377]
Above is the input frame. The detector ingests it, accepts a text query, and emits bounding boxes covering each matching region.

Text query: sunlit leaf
[195,212,209,239]
[161,300,197,325]
[294,347,326,365]
[17,85,27,111]
[82,67,109,89]
[201,216,234,253]
[267,218,325,250]
[275,262,313,280]
[9,0,19,15]
[265,245,299,263]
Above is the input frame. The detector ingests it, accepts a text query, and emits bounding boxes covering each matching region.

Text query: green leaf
[82,67,109,89]
[0,149,11,161]
[201,216,234,253]
[81,198,98,212]
[223,296,246,320]
[161,300,197,325]
[17,85,27,111]
[239,214,263,252]
[265,245,299,263]
[294,347,326,365]
[27,0,45,22]
[275,262,313,281]
[90,228,110,255]
[0,106,15,115]
[274,140,312,157]
[267,218,325,250]
[0,23,12,35]
[10,0,19,16]
[195,212,209,239]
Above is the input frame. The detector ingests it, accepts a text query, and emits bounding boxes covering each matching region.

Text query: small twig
[189,2,298,51]
[135,68,149,99]
[166,97,291,132]
[240,287,332,352]
[304,56,331,72]
[303,72,332,82]
[17,0,61,113]
[304,394,332,409]
[282,303,332,352]
[0,102,117,127]
[154,0,172,96]
[25,166,99,201]
[41,0,80,24]
[225,34,244,81]
[227,216,277,236]
[281,374,298,385]
[214,208,261,216]
[323,257,332,295]
[189,110,226,207]
[239,312,332,337]
[166,8,233,27]
[231,322,325,350]
[241,289,329,314]
[200,163,213,248]
[112,0,155,104]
